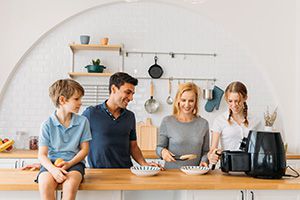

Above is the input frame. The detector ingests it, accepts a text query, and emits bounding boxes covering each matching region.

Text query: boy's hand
[57,161,72,170]
[49,167,68,183]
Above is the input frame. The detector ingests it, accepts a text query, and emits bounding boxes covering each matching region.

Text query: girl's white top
[211,111,261,151]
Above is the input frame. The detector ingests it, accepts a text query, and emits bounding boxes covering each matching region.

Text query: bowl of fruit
[0,138,15,152]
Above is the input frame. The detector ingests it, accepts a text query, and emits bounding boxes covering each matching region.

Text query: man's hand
[20,163,41,171]
[142,161,165,170]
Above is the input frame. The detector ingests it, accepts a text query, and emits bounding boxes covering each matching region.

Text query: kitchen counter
[0,149,159,159]
[0,168,299,191]
[1,150,300,160]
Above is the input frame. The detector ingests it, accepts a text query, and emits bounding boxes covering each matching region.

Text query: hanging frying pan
[148,56,163,79]
[144,81,160,113]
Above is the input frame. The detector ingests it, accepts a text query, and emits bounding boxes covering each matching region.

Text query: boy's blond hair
[49,79,84,108]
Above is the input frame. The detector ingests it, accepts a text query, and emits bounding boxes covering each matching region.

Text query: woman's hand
[199,162,208,167]
[208,148,221,165]
[161,148,176,162]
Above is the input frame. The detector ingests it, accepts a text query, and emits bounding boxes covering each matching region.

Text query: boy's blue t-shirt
[82,102,136,168]
[39,112,92,163]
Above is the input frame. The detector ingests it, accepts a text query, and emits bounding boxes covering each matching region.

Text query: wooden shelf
[68,72,112,77]
[69,44,122,51]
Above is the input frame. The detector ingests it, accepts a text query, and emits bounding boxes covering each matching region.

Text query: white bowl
[130,166,160,177]
[180,166,210,175]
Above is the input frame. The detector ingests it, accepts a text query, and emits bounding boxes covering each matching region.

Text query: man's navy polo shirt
[82,101,137,168]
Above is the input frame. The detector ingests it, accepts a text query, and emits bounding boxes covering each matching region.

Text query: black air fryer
[220,130,286,179]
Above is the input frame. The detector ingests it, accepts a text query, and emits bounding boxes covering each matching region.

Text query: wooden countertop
[0,168,299,191]
[1,150,300,160]
[0,149,158,159]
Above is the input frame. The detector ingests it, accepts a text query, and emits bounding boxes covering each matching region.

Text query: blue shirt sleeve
[129,113,137,141]
[82,107,91,121]
[80,117,92,143]
[39,121,50,147]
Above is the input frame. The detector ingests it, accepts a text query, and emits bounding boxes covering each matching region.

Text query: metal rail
[125,51,217,58]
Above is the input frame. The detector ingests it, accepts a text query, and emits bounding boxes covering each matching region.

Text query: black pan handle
[154,56,158,64]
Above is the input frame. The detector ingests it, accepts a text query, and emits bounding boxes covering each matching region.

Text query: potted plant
[264,106,277,131]
[85,59,106,73]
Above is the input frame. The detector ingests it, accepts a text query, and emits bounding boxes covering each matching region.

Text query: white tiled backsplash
[0,2,282,144]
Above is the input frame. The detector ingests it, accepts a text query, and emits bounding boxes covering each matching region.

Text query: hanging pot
[144,81,160,113]
[148,56,163,79]
[203,88,213,100]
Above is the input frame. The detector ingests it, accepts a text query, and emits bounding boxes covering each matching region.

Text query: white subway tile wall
[0,2,282,144]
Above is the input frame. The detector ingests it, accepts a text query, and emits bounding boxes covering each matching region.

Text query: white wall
[0,0,298,152]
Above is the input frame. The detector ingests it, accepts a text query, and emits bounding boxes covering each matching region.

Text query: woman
[156,82,209,169]
[208,81,260,165]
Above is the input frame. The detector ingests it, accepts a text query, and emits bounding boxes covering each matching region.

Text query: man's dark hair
[109,72,138,93]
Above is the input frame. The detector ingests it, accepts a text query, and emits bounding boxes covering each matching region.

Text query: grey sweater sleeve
[200,121,210,163]
[156,118,169,158]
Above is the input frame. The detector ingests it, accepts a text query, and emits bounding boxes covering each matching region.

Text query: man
[82,72,159,168]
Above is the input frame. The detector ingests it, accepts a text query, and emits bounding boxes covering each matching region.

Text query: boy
[37,79,92,200]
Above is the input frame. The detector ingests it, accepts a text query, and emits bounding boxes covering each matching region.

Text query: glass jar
[15,131,27,149]
[29,136,38,150]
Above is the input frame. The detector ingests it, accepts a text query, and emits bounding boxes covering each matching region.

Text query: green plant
[92,59,101,66]
[85,58,106,73]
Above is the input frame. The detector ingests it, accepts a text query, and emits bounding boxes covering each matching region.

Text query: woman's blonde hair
[224,81,248,126]
[173,82,200,116]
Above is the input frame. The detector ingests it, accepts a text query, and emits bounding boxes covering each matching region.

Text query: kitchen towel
[205,86,224,112]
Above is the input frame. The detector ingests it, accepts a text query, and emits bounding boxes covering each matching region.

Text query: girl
[208,81,260,164]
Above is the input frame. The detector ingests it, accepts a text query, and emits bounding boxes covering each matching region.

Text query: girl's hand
[208,149,221,165]
[49,167,68,183]
[161,148,176,162]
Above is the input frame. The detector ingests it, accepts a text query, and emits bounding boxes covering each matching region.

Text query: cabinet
[0,158,38,168]
[68,44,124,78]
[0,159,19,168]
[191,190,300,200]
[245,190,300,200]
[287,159,300,168]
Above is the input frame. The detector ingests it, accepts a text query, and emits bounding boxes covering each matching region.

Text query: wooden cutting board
[136,118,157,151]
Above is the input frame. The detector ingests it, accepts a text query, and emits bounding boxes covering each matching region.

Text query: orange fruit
[54,158,64,167]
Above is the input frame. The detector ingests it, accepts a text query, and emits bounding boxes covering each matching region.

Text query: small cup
[100,37,109,45]
[80,35,90,44]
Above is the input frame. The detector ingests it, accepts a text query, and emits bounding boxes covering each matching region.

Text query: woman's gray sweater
[156,115,209,169]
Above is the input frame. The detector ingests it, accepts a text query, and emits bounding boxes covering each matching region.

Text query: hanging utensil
[148,56,163,79]
[144,80,160,113]
[203,80,213,100]
[166,79,173,105]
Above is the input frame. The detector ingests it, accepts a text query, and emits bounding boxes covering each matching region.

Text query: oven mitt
[205,86,224,112]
